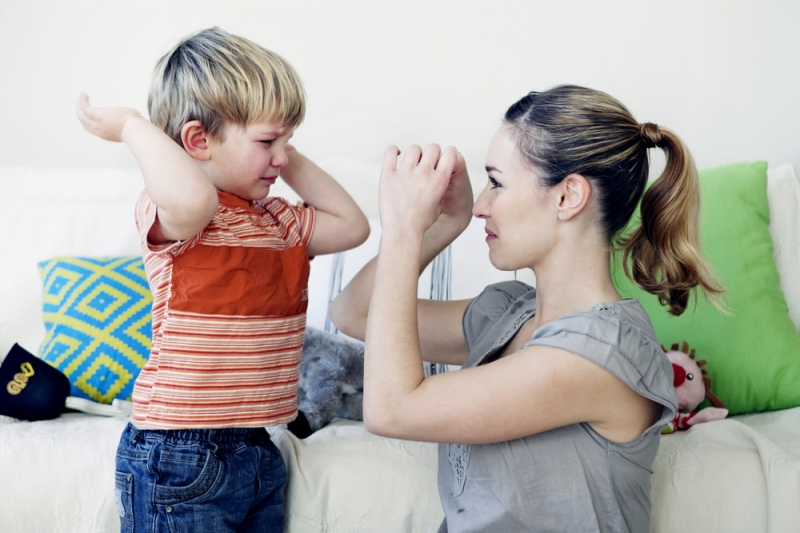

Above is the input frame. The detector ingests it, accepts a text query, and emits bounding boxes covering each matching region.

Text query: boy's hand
[75,93,142,142]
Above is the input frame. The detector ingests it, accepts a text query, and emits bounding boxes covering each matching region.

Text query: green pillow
[38,256,152,404]
[613,161,800,415]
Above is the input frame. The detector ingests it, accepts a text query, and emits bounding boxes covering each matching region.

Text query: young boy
[76,27,369,532]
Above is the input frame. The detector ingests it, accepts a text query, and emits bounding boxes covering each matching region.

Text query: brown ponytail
[504,86,723,316]
[619,124,723,315]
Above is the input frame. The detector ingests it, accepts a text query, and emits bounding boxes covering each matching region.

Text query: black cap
[0,343,70,421]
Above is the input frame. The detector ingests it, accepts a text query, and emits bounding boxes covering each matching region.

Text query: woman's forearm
[362,229,427,432]
[341,144,473,433]
[328,216,466,340]
[330,145,473,340]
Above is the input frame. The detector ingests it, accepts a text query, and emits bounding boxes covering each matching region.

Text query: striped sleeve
[134,191,199,256]
[260,197,316,247]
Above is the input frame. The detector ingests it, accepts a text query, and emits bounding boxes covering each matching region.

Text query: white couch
[1,164,800,533]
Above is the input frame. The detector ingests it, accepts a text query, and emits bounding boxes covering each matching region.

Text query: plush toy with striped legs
[662,342,728,434]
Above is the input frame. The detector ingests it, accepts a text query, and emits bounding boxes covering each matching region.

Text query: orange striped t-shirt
[131,190,316,429]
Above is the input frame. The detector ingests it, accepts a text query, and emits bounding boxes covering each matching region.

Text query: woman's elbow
[350,215,370,249]
[327,300,365,341]
[362,405,397,438]
[362,413,382,436]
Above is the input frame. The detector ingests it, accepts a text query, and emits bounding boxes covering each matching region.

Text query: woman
[328,85,722,533]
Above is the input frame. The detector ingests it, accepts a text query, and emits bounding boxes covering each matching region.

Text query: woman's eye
[260,140,274,146]
[489,177,501,189]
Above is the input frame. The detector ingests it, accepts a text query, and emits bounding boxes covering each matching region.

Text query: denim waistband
[127,423,269,447]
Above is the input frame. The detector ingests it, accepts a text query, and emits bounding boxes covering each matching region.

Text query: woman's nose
[472,186,490,219]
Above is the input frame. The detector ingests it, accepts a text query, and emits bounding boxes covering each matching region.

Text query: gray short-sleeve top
[437,281,678,533]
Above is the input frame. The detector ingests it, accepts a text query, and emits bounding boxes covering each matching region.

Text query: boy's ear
[555,173,592,221]
[181,120,212,161]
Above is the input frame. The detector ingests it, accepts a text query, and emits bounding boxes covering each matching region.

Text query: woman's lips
[485,228,497,241]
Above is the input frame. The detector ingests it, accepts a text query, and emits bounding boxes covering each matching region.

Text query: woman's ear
[180,120,212,161]
[555,173,592,221]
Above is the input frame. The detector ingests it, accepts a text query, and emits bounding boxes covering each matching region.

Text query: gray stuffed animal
[287,327,364,438]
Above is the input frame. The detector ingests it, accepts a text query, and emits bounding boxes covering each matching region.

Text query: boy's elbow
[347,213,370,248]
[338,215,370,253]
[157,187,219,241]
[174,181,218,218]
[198,187,221,219]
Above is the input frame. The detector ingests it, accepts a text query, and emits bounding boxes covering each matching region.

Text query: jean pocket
[153,446,221,506]
[115,471,134,533]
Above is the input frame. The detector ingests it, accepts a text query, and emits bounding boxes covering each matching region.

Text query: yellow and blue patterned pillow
[38,257,152,404]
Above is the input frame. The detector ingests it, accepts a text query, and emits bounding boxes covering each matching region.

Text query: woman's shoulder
[476,280,534,303]
[463,281,536,351]
[537,298,659,348]
[526,299,678,414]
[466,281,535,323]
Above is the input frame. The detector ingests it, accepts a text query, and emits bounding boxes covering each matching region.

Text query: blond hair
[504,85,723,316]
[148,27,305,145]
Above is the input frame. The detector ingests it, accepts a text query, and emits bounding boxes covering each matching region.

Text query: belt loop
[129,425,141,446]
[208,430,219,454]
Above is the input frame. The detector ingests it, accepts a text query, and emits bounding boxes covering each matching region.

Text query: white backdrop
[0,0,798,208]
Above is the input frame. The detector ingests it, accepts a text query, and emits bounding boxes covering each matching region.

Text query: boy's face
[201,120,294,201]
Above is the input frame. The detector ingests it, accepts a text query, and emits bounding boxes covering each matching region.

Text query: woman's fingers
[383,145,400,174]
[435,146,458,176]
[384,144,459,186]
[451,150,467,176]
[384,143,473,237]
[386,144,458,178]
[400,144,423,171]
[418,143,441,170]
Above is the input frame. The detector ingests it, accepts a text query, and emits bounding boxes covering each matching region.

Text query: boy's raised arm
[75,93,218,244]
[279,147,370,256]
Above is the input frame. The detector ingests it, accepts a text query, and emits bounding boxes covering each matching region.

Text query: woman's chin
[487,254,515,272]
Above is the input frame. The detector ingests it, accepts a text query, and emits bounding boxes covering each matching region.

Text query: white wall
[1,0,798,212]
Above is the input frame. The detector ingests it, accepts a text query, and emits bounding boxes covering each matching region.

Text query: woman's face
[472,127,560,271]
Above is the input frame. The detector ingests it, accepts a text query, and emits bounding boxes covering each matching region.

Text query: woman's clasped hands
[379,144,473,240]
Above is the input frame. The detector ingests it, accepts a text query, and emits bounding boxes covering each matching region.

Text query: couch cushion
[767,163,800,335]
[38,256,151,403]
[0,167,144,358]
[613,161,800,415]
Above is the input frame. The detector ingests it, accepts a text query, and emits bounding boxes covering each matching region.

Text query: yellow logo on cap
[6,363,35,395]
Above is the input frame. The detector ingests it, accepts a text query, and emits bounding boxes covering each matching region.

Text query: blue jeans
[115,423,286,533]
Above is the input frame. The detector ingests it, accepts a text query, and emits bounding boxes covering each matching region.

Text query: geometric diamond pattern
[38,256,152,404]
